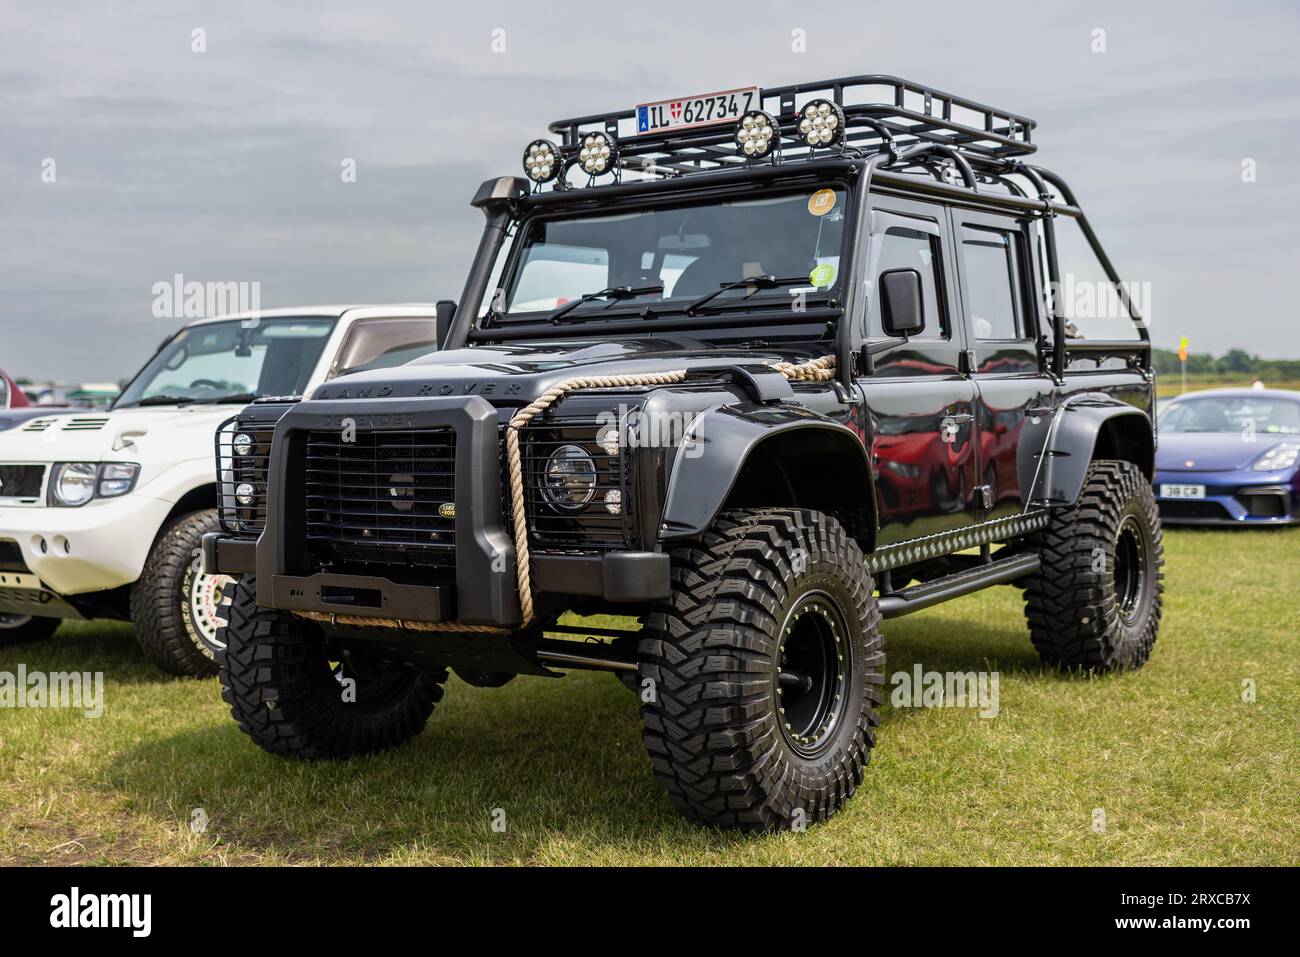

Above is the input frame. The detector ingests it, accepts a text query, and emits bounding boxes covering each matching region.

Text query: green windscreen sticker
[809,263,836,287]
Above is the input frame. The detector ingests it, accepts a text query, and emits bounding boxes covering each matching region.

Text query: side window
[329,318,440,380]
[866,226,945,338]
[961,226,1023,340]
[1051,215,1142,341]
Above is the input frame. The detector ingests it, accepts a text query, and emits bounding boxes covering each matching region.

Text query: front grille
[0,464,45,500]
[1160,499,1232,521]
[305,429,457,569]
[216,419,275,534]
[0,539,29,572]
[519,420,633,551]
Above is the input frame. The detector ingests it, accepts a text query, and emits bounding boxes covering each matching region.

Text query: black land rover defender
[205,76,1163,830]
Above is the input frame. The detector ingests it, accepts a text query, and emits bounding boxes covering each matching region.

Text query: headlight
[49,462,141,506]
[51,463,97,506]
[1252,443,1300,472]
[233,432,254,457]
[542,445,597,510]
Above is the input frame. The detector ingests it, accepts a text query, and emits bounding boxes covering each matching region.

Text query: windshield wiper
[549,284,664,323]
[121,395,199,408]
[685,275,811,316]
[193,392,256,405]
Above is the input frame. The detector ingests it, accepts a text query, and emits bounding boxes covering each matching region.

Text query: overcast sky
[2,0,1297,382]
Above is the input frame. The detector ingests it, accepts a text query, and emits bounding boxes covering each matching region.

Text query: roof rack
[546,75,1036,181]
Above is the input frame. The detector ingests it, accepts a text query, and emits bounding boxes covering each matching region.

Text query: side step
[877,552,1040,620]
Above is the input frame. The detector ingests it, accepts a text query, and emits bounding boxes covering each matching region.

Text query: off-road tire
[131,509,227,677]
[1023,459,1163,671]
[0,615,60,647]
[216,575,445,759]
[638,508,885,830]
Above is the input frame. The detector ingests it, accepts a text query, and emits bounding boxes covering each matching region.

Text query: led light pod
[522,139,561,184]
[735,109,779,158]
[796,99,845,149]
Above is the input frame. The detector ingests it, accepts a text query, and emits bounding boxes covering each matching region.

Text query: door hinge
[976,484,993,509]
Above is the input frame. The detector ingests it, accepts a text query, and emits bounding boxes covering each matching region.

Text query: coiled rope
[295,356,835,634]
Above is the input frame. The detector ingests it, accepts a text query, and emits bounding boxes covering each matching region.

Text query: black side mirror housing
[879,268,925,338]
[435,299,457,350]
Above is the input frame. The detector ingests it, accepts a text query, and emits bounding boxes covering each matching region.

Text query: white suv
[0,304,443,675]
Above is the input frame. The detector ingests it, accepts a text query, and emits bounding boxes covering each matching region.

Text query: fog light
[603,489,622,515]
[797,99,844,149]
[235,483,255,506]
[233,433,254,457]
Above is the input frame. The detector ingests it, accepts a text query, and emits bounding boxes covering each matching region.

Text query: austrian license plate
[1160,484,1206,499]
[636,87,760,135]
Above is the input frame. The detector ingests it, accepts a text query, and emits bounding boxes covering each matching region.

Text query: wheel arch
[659,409,877,549]
[1028,395,1155,507]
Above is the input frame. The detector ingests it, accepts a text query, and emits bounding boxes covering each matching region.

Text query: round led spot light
[796,99,845,149]
[522,139,561,184]
[577,131,618,177]
[735,109,779,158]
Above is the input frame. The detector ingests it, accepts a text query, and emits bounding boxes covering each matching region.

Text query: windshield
[1160,395,1300,435]
[496,184,848,320]
[115,317,336,408]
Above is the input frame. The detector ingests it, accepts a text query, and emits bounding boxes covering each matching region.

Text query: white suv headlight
[49,462,141,506]
[51,463,97,506]
[1252,443,1300,472]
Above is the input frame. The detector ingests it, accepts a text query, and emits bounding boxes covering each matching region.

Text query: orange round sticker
[807,189,836,216]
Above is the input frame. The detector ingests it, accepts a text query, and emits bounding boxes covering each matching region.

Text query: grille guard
[255,396,520,627]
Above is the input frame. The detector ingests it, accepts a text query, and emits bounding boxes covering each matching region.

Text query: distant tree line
[1152,348,1300,379]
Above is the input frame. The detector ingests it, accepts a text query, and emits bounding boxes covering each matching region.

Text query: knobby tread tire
[1023,459,1164,671]
[638,508,884,831]
[216,575,445,759]
[130,509,223,677]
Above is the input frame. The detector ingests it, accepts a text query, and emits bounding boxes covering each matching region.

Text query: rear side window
[961,227,1021,340]
[866,227,945,338]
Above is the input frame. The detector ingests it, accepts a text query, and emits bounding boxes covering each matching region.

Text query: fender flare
[658,403,875,542]
[1025,393,1154,507]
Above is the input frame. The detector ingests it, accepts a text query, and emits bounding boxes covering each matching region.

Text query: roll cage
[447,75,1150,389]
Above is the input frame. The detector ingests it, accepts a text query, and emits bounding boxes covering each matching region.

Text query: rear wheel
[638,508,884,830]
[131,509,232,677]
[0,614,60,647]
[1023,459,1163,671]
[217,575,446,759]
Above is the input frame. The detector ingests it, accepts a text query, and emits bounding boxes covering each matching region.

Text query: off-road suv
[205,76,1163,829]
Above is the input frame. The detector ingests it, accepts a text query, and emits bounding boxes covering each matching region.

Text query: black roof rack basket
[547,75,1036,180]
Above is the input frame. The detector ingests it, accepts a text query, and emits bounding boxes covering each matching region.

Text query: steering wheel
[189,378,224,390]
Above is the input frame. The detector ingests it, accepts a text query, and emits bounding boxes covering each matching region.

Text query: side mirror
[879,268,925,338]
[435,299,457,349]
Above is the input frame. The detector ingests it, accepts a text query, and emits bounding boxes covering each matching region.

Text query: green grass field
[1,527,1296,866]
[1155,374,1300,398]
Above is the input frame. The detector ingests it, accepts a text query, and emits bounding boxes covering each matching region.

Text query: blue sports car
[1154,388,1300,525]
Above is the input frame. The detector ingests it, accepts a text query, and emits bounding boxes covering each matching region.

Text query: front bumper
[0,493,175,597]
[1154,469,1300,526]
[203,394,673,626]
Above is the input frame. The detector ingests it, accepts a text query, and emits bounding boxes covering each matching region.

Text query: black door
[856,196,981,546]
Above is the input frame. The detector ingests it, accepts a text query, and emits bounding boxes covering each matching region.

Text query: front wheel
[0,614,60,647]
[1022,459,1164,671]
[638,508,885,831]
[131,509,232,677]
[217,575,446,759]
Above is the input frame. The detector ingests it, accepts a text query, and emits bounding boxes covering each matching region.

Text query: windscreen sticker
[809,263,836,287]
[807,189,837,217]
